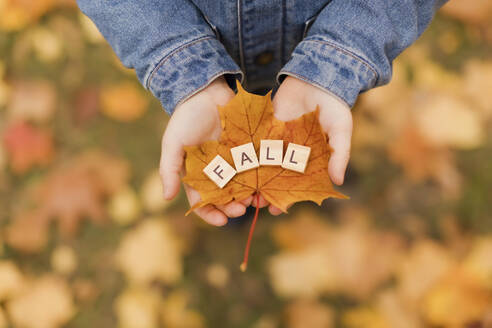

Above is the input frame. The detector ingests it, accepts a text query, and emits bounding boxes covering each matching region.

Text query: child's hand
[268,76,352,215]
[160,76,253,226]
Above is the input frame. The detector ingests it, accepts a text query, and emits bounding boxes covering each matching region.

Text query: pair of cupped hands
[160,76,352,226]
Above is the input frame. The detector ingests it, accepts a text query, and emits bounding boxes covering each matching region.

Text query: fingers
[184,185,228,226]
[217,202,247,218]
[320,106,352,185]
[326,115,353,185]
[268,205,283,216]
[251,194,269,208]
[194,206,228,226]
[239,195,254,207]
[160,130,184,200]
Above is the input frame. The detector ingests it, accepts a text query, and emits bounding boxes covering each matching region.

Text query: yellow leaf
[51,245,77,275]
[464,60,492,119]
[205,263,230,289]
[108,185,141,226]
[114,287,161,328]
[342,306,390,328]
[423,269,492,327]
[0,261,24,301]
[271,209,333,251]
[161,290,204,328]
[116,218,182,285]
[415,93,484,149]
[140,170,171,213]
[462,236,492,290]
[285,299,334,328]
[396,240,454,309]
[7,275,75,328]
[268,245,335,298]
[269,212,404,300]
[100,82,148,122]
[31,27,62,62]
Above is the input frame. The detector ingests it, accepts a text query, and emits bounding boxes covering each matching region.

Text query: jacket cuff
[277,37,379,107]
[147,36,243,115]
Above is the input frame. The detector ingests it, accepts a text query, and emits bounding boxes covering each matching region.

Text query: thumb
[159,132,184,200]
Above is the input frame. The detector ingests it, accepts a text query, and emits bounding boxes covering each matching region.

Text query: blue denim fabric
[77,0,447,114]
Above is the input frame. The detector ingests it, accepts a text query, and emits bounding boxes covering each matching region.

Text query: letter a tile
[203,155,236,188]
[282,143,311,173]
[230,142,259,173]
[259,140,283,166]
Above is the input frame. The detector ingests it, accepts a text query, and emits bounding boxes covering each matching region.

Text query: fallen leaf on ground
[5,211,50,253]
[3,121,55,173]
[30,27,62,62]
[462,236,492,290]
[73,87,100,125]
[414,93,484,149]
[116,218,182,285]
[161,289,205,328]
[76,150,130,194]
[114,287,161,328]
[387,124,462,197]
[206,263,230,289]
[463,60,492,119]
[0,0,58,31]
[271,209,333,250]
[268,245,334,298]
[396,239,454,310]
[72,278,99,303]
[7,275,75,328]
[285,299,334,328]
[140,170,171,213]
[269,212,403,300]
[51,245,78,275]
[423,269,492,327]
[100,82,148,122]
[32,151,129,237]
[441,0,492,25]
[375,290,422,328]
[7,80,56,123]
[108,185,141,226]
[182,81,347,213]
[35,164,105,237]
[342,306,390,328]
[0,261,25,301]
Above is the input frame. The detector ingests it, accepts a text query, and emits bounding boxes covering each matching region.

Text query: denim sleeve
[277,0,447,107]
[77,0,243,115]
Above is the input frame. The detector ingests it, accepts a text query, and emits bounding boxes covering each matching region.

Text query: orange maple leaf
[182,82,348,270]
[183,82,347,213]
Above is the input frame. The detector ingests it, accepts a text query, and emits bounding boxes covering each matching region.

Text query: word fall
[203,140,311,188]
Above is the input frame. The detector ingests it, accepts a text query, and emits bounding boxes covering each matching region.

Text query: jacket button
[255,51,274,66]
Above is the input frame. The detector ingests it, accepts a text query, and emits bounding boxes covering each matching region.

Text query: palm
[160,77,253,226]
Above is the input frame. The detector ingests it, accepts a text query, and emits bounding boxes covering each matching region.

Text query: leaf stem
[240,193,260,272]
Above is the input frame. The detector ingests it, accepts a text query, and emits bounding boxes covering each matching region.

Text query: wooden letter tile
[259,139,283,166]
[281,143,311,173]
[203,155,236,188]
[230,142,259,172]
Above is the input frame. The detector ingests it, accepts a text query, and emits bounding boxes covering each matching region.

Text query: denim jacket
[77,0,447,115]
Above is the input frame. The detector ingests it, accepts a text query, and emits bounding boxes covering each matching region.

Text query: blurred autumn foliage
[0,1,491,328]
